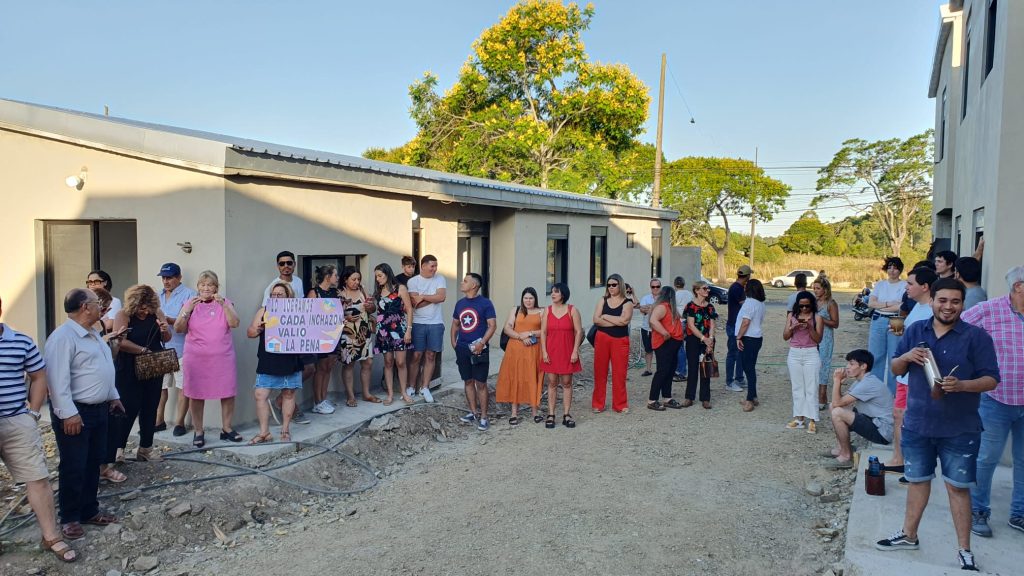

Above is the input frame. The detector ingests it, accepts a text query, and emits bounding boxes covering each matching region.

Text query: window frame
[590,226,608,288]
[546,224,569,295]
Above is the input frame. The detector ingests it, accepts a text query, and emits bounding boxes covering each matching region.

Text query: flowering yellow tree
[365,0,651,198]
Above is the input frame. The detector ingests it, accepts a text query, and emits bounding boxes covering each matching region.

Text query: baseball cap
[157,263,181,277]
[737,265,754,277]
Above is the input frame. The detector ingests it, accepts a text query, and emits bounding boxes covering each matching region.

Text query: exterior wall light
[65,167,88,190]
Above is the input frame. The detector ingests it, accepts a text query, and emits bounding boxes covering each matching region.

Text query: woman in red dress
[539,282,584,429]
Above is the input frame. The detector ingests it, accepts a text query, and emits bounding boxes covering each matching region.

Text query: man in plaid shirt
[962,265,1024,538]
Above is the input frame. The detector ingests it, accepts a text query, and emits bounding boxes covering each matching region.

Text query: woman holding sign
[174,270,241,448]
[339,267,379,406]
[247,282,304,443]
[306,265,341,415]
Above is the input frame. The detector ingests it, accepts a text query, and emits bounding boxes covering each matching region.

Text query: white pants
[788,347,821,421]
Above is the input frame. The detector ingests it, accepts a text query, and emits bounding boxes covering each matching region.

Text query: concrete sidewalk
[845,444,1021,575]
[150,347,506,465]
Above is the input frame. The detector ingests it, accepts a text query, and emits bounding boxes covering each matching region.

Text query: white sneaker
[325,399,337,409]
[421,387,434,403]
[406,387,416,399]
[312,400,336,415]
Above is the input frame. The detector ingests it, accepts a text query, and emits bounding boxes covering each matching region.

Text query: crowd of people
[1,239,1021,568]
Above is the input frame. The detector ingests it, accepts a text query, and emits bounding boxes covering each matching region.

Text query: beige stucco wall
[0,128,227,344]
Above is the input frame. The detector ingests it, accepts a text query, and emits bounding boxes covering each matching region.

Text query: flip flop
[824,459,854,470]
[364,396,383,404]
[248,433,273,445]
[84,512,118,526]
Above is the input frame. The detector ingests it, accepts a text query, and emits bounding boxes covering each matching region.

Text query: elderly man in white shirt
[45,288,124,540]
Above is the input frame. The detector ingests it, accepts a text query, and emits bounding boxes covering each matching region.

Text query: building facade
[930,0,1023,297]
[0,99,675,425]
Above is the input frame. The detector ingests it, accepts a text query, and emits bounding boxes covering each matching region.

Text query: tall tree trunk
[716,248,727,282]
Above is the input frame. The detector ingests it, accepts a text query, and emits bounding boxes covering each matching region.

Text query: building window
[938,87,947,162]
[954,215,962,256]
[972,208,985,251]
[626,233,636,248]
[590,226,608,287]
[301,254,362,293]
[962,14,972,121]
[546,224,569,294]
[984,0,997,80]
[651,228,663,278]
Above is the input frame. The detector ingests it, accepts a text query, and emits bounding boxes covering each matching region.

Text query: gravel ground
[2,297,870,576]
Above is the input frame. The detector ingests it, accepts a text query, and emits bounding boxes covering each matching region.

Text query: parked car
[770,269,818,288]
[700,277,729,305]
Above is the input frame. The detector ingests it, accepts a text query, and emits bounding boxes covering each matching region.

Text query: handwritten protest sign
[263,298,344,354]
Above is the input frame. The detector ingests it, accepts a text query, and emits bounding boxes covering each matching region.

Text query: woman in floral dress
[373,263,413,405]
[338,266,378,406]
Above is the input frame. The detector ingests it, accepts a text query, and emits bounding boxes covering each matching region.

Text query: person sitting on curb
[823,349,893,469]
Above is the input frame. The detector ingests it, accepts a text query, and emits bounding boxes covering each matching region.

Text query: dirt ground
[2,293,871,576]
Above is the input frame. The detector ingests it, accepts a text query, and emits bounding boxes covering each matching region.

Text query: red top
[651,302,684,349]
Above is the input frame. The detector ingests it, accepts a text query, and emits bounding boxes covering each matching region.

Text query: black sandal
[192,433,205,448]
[563,414,576,428]
[545,415,555,429]
[220,429,243,443]
[509,416,520,426]
[533,414,544,424]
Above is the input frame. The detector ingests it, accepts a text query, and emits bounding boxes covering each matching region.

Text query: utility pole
[652,53,666,208]
[749,146,757,268]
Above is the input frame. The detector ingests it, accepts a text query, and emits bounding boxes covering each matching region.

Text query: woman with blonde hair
[102,284,172,482]
[246,282,303,443]
[174,270,241,447]
[813,276,839,409]
[591,273,634,414]
[683,280,718,409]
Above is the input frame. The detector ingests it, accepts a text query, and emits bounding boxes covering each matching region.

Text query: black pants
[51,402,108,524]
[649,338,682,401]
[107,368,162,462]
[684,335,711,402]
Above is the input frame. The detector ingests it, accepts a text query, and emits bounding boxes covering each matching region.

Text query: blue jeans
[725,323,744,384]
[971,395,1024,518]
[675,339,687,377]
[50,401,109,524]
[740,336,763,402]
[868,316,899,395]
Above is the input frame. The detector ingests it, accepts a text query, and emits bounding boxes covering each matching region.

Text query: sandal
[61,522,84,540]
[280,430,291,442]
[84,512,118,526]
[248,432,273,445]
[383,397,394,406]
[533,414,544,423]
[509,416,520,426]
[193,433,206,448]
[100,466,128,484]
[402,395,415,404]
[563,414,576,428]
[346,399,358,408]
[364,395,383,404]
[220,429,244,443]
[40,536,77,562]
[545,415,555,429]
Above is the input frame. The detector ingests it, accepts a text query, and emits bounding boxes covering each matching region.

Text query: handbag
[134,322,180,380]
[700,341,720,379]
[586,325,598,347]
[499,306,518,351]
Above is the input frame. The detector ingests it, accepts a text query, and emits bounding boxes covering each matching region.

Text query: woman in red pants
[591,273,634,413]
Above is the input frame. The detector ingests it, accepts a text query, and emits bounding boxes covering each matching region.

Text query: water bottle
[868,456,881,476]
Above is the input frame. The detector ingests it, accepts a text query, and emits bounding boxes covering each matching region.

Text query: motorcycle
[852,287,871,321]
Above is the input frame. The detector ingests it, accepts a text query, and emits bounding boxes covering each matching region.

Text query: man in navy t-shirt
[451,273,497,431]
[874,278,999,572]
[725,265,752,391]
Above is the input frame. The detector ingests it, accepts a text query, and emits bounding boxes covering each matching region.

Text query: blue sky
[1,0,944,235]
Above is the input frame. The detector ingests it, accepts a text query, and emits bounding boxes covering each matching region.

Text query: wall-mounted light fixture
[177,242,193,254]
[410,210,419,221]
[65,167,88,190]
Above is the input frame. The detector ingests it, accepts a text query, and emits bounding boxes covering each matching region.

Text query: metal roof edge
[929,4,961,98]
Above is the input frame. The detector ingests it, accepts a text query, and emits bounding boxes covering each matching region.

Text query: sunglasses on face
[278,261,295,267]
[651,285,661,289]
[798,303,812,309]
[607,283,619,288]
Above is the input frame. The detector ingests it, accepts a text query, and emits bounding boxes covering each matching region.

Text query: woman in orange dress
[495,287,545,426]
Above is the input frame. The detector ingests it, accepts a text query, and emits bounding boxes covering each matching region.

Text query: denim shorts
[901,427,980,488]
[412,323,445,352]
[254,372,303,390]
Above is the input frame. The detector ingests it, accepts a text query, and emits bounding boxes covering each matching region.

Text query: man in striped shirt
[0,295,74,561]
[962,265,1024,538]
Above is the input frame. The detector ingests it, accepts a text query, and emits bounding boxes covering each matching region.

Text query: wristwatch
[28,409,41,421]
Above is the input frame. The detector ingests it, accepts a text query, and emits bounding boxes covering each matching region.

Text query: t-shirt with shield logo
[453,296,497,349]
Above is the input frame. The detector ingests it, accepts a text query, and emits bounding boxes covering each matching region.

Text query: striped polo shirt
[0,323,45,418]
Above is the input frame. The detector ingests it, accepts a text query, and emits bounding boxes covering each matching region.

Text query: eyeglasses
[650,284,661,289]
[606,283,619,288]
[798,303,812,309]
[84,299,100,306]
[278,261,295,267]
[699,287,710,291]
[85,279,104,285]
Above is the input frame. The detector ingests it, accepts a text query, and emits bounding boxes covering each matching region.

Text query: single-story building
[0,98,677,425]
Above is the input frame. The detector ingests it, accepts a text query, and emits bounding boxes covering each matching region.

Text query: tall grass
[705,254,889,289]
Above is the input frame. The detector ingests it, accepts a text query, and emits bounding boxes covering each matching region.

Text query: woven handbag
[135,322,179,380]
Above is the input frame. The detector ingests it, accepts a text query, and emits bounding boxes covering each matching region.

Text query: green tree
[664,157,790,280]
[778,211,832,254]
[814,130,934,256]
[367,0,651,195]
